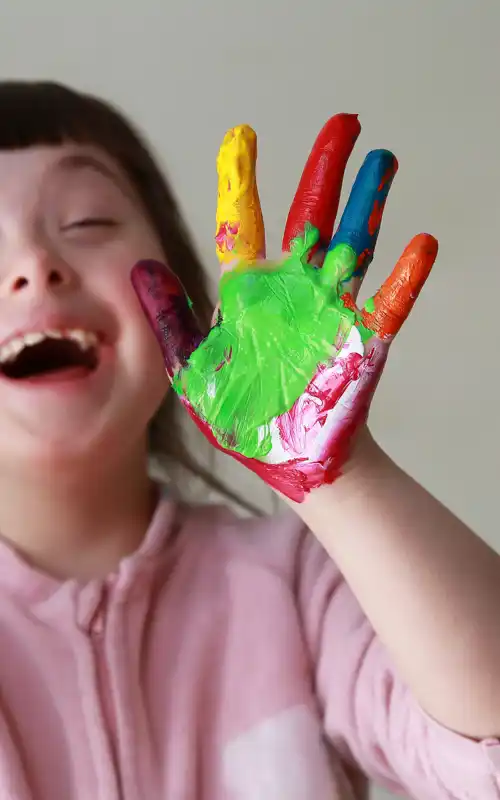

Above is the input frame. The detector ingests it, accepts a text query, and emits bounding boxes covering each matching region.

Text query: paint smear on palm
[215,125,265,265]
[174,226,372,459]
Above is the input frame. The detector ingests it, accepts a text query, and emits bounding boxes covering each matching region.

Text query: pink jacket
[0,492,498,799]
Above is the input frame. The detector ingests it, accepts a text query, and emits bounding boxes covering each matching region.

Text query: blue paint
[328,149,397,277]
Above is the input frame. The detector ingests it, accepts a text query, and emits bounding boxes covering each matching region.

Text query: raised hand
[131,115,437,502]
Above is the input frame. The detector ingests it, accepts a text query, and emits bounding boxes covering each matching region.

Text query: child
[0,80,497,800]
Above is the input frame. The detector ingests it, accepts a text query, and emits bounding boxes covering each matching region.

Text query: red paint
[131,260,203,379]
[214,347,232,372]
[276,352,364,453]
[182,342,387,503]
[340,292,356,313]
[368,199,384,236]
[184,399,325,502]
[378,160,398,191]
[282,114,361,255]
[356,248,371,274]
[368,162,398,237]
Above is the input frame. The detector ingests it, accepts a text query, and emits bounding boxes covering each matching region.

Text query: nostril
[12,271,65,292]
[12,277,28,291]
[48,270,64,285]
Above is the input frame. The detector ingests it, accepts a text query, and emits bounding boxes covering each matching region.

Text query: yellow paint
[215,124,265,265]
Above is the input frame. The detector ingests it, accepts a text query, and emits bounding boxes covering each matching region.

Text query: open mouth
[0,330,100,380]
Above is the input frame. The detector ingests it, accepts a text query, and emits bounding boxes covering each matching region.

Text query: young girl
[0,80,498,800]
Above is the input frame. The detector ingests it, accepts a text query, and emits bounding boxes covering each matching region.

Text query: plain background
[2,1,499,797]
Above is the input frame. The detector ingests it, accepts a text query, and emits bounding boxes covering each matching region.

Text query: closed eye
[64,218,119,230]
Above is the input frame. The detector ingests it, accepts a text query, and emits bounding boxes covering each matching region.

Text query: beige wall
[2,1,498,796]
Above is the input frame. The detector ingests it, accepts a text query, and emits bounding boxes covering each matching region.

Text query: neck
[0,442,157,581]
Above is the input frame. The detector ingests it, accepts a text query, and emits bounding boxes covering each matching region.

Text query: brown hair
[0,80,260,513]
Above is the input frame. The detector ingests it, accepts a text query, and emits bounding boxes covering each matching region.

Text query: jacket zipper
[89,587,124,799]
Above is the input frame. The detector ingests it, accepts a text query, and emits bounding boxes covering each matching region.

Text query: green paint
[174,226,374,458]
[364,297,375,313]
[320,243,358,286]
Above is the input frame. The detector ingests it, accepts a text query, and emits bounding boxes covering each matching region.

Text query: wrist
[348,425,383,467]
[284,427,394,523]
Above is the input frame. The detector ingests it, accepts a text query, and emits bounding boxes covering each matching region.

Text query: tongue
[22,366,92,383]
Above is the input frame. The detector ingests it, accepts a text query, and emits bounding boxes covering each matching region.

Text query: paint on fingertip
[215,124,265,264]
[131,260,203,378]
[328,149,398,262]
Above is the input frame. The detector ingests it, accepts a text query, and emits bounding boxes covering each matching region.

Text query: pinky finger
[361,233,438,339]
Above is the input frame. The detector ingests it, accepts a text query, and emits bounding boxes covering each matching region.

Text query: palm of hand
[132,116,437,502]
[175,228,370,461]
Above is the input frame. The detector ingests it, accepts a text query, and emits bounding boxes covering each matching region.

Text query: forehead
[0,143,127,197]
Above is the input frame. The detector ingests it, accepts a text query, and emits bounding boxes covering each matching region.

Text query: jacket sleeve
[296,530,500,799]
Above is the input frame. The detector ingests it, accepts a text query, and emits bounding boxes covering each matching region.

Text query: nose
[1,246,77,299]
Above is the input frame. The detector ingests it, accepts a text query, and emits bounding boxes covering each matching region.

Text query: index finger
[282,113,361,254]
[215,125,265,266]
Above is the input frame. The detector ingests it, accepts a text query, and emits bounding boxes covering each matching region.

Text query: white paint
[264,326,366,463]
[223,705,354,799]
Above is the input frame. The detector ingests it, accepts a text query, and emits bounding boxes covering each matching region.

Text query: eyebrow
[55,153,131,197]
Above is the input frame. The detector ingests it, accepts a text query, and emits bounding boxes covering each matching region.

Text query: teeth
[68,329,98,349]
[23,332,45,347]
[0,328,99,364]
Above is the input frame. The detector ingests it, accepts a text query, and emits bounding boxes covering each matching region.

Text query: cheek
[124,290,170,399]
[90,242,170,388]
[118,283,167,376]
[120,298,171,424]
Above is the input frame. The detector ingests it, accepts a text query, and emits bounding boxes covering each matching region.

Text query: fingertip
[131,258,186,307]
[215,123,264,263]
[402,233,439,264]
[309,114,362,160]
[329,148,398,261]
[233,124,257,142]
[131,260,202,377]
[320,113,362,141]
[131,258,167,291]
[131,257,166,273]
[217,124,257,167]
[283,113,361,253]
[362,149,398,181]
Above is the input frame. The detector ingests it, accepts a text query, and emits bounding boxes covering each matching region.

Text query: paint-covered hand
[131,115,437,502]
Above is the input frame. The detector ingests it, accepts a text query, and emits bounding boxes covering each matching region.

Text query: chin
[0,410,148,478]
[1,428,111,475]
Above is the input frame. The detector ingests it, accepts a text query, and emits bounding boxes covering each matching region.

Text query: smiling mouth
[0,330,100,380]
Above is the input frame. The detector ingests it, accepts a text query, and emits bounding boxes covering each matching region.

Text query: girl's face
[0,143,169,470]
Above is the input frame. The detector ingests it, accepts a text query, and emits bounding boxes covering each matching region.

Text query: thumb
[131,260,203,380]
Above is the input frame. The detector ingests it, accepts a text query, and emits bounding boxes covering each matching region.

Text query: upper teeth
[0,329,99,364]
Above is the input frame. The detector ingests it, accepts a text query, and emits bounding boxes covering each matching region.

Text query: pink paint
[215,221,240,253]
[182,340,387,503]
[276,351,364,455]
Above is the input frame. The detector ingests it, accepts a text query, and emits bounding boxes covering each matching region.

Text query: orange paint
[361,234,438,338]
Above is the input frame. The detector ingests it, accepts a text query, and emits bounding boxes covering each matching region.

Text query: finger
[321,149,398,294]
[131,260,203,380]
[361,233,438,339]
[215,124,265,266]
[282,113,361,255]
